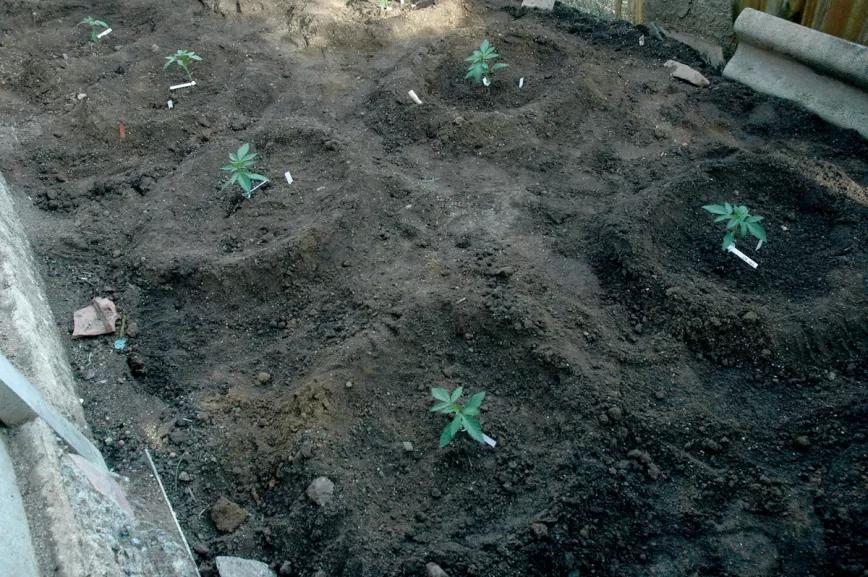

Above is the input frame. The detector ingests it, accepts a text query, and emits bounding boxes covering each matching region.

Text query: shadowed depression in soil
[0,0,866,576]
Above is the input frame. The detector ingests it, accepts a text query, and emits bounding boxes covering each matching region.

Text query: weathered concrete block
[724,8,868,138]
[216,556,277,577]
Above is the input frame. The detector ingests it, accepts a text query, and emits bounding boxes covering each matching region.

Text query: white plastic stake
[727,244,758,269]
[482,77,491,87]
[408,90,423,105]
[518,77,525,89]
[639,34,645,46]
[169,81,196,91]
[97,28,113,39]
[249,180,269,194]
[167,100,174,109]
[482,434,497,448]
[284,171,293,185]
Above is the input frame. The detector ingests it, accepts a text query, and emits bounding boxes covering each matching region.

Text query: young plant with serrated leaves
[80,16,109,43]
[430,387,487,448]
[221,143,269,199]
[164,49,202,82]
[702,202,767,251]
[465,39,508,86]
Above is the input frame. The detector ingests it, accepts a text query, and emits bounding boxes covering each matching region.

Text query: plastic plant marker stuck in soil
[408,90,423,104]
[284,171,293,185]
[97,28,112,39]
[727,244,759,269]
[169,81,196,91]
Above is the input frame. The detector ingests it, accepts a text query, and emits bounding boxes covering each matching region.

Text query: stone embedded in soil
[278,561,292,576]
[426,562,449,577]
[125,321,140,338]
[795,435,810,449]
[402,441,414,452]
[306,476,335,506]
[256,371,272,384]
[215,556,276,577]
[211,497,249,533]
[193,542,210,557]
[607,406,623,421]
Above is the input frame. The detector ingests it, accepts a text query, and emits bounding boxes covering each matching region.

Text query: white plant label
[97,28,113,39]
[408,90,423,105]
[167,100,174,109]
[727,244,758,269]
[169,81,196,91]
[482,434,497,448]
[284,171,293,185]
[482,76,491,87]
[518,77,524,89]
[249,180,269,194]
[639,34,645,46]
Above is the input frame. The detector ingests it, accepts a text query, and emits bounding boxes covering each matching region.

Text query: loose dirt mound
[0,1,865,576]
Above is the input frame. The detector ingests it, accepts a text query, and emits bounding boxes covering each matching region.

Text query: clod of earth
[211,496,249,533]
[306,476,335,506]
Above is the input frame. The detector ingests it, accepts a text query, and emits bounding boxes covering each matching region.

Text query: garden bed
[1,0,866,576]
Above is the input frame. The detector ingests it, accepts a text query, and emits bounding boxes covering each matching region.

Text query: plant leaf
[430,401,453,413]
[238,173,252,192]
[462,415,485,443]
[491,63,508,71]
[450,386,463,402]
[431,387,450,402]
[722,232,735,251]
[465,391,485,412]
[248,173,269,182]
[237,143,250,159]
[746,221,767,241]
[702,204,727,215]
[439,414,462,448]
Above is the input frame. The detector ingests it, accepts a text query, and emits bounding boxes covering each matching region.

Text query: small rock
[426,562,449,577]
[402,441,414,452]
[647,462,661,480]
[795,435,810,449]
[193,542,210,557]
[256,372,272,385]
[215,556,276,577]
[430,488,442,499]
[607,406,623,421]
[655,390,666,400]
[345,381,353,388]
[663,60,710,87]
[278,561,292,576]
[306,477,335,506]
[169,430,188,444]
[125,321,140,338]
[178,471,192,482]
[742,310,759,322]
[76,93,87,100]
[312,571,326,577]
[530,522,548,539]
[210,497,249,533]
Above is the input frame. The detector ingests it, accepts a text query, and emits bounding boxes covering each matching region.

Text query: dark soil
[1,0,866,576]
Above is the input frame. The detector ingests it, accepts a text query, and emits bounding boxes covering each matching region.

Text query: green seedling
[164,49,202,82]
[465,39,508,86]
[703,202,767,251]
[80,16,110,43]
[221,143,269,199]
[430,387,487,448]
[379,0,389,9]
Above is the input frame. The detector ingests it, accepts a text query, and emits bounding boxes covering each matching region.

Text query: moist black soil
[1,1,866,576]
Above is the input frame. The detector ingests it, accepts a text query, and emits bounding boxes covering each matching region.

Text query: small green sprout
[163,50,202,82]
[703,202,767,251]
[80,16,109,43]
[378,0,389,9]
[430,387,487,448]
[221,143,269,199]
[465,39,508,86]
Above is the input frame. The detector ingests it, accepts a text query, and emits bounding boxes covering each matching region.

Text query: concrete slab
[724,9,868,138]
[216,556,277,577]
[521,0,555,10]
[0,351,107,469]
[0,435,40,577]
